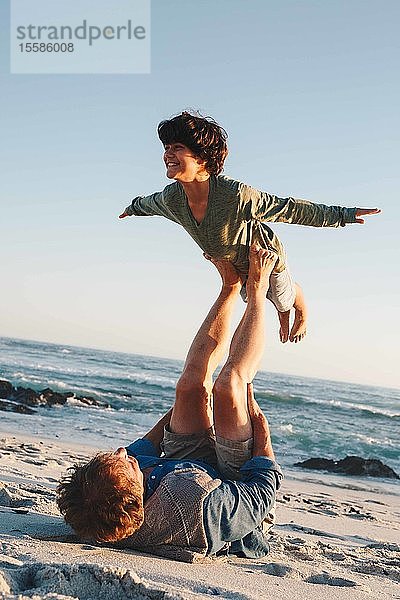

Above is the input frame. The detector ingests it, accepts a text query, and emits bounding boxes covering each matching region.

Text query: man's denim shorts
[162,426,253,481]
[162,426,276,530]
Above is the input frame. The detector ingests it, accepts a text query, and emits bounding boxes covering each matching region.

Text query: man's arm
[247,383,274,460]
[203,384,282,555]
[126,408,172,458]
[143,408,173,454]
[203,459,282,555]
[248,184,380,227]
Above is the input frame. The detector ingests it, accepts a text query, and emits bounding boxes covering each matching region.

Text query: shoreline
[2,335,399,391]
[1,430,399,599]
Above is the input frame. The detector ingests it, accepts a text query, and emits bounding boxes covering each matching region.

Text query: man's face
[114,447,144,489]
[163,142,207,182]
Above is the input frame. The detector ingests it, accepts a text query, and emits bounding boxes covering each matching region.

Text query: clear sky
[1,0,399,388]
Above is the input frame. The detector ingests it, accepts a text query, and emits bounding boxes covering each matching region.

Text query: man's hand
[355,208,381,224]
[144,408,173,454]
[247,383,275,460]
[119,210,129,219]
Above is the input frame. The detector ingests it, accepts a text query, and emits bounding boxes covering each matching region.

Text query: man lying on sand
[57,246,283,559]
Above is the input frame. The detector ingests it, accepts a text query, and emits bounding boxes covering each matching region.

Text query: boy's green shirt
[124,174,357,274]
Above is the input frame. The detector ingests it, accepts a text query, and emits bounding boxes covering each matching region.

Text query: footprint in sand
[262,562,299,577]
[306,572,357,587]
[19,443,43,454]
[286,536,306,546]
[0,482,56,512]
[0,562,172,600]
[0,482,13,507]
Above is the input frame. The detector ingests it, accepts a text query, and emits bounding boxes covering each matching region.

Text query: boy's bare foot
[203,253,241,288]
[247,245,278,296]
[289,310,307,343]
[289,283,307,343]
[278,283,307,343]
[278,311,290,343]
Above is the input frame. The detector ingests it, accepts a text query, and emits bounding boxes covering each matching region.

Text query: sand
[0,432,399,600]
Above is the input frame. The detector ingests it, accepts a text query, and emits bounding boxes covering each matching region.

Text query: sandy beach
[0,431,399,600]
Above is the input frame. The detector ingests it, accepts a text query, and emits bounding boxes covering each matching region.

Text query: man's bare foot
[203,253,241,288]
[278,311,290,343]
[289,283,307,343]
[247,245,278,296]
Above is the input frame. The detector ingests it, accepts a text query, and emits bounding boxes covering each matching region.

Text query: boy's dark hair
[158,111,228,175]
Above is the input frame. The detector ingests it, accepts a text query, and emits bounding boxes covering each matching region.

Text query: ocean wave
[10,372,44,384]
[65,397,111,411]
[256,389,400,420]
[278,423,294,434]
[2,337,398,474]
[125,372,177,389]
[353,433,398,448]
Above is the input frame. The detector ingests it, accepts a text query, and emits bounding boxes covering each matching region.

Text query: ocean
[0,336,399,476]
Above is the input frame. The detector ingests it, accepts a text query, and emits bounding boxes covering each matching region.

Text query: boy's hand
[355,208,381,224]
[119,210,129,219]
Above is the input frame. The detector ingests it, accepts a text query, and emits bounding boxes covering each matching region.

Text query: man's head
[57,448,144,543]
[158,111,228,177]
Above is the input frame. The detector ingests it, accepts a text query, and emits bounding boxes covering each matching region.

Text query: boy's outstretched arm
[250,186,381,228]
[118,191,178,223]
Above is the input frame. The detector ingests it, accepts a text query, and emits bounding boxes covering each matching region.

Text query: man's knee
[176,369,210,402]
[213,366,244,405]
[213,368,251,439]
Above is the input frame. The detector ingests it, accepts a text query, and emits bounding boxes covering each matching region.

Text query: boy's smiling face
[163,142,208,182]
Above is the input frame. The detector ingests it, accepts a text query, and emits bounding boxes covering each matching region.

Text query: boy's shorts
[162,426,252,481]
[240,266,296,313]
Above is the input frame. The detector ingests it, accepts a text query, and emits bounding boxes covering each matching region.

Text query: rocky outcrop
[294,455,399,479]
[0,379,110,415]
[0,380,14,399]
[0,399,36,415]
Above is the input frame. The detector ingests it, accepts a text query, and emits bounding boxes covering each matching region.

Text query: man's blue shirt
[126,438,282,558]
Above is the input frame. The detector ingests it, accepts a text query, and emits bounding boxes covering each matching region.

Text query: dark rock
[294,458,335,471]
[0,380,15,399]
[39,388,68,406]
[0,399,36,415]
[13,387,41,406]
[0,379,111,411]
[294,455,399,480]
[336,456,399,479]
[77,395,110,409]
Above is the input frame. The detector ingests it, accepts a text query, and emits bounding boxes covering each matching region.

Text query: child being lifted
[119,111,380,343]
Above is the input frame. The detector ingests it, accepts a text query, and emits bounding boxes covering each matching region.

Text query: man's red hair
[57,452,144,542]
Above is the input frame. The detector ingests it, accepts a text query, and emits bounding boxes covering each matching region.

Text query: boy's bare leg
[170,256,241,434]
[213,246,277,441]
[278,310,290,343]
[278,282,307,344]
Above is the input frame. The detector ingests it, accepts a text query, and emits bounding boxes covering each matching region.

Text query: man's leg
[213,246,277,442]
[169,257,242,434]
